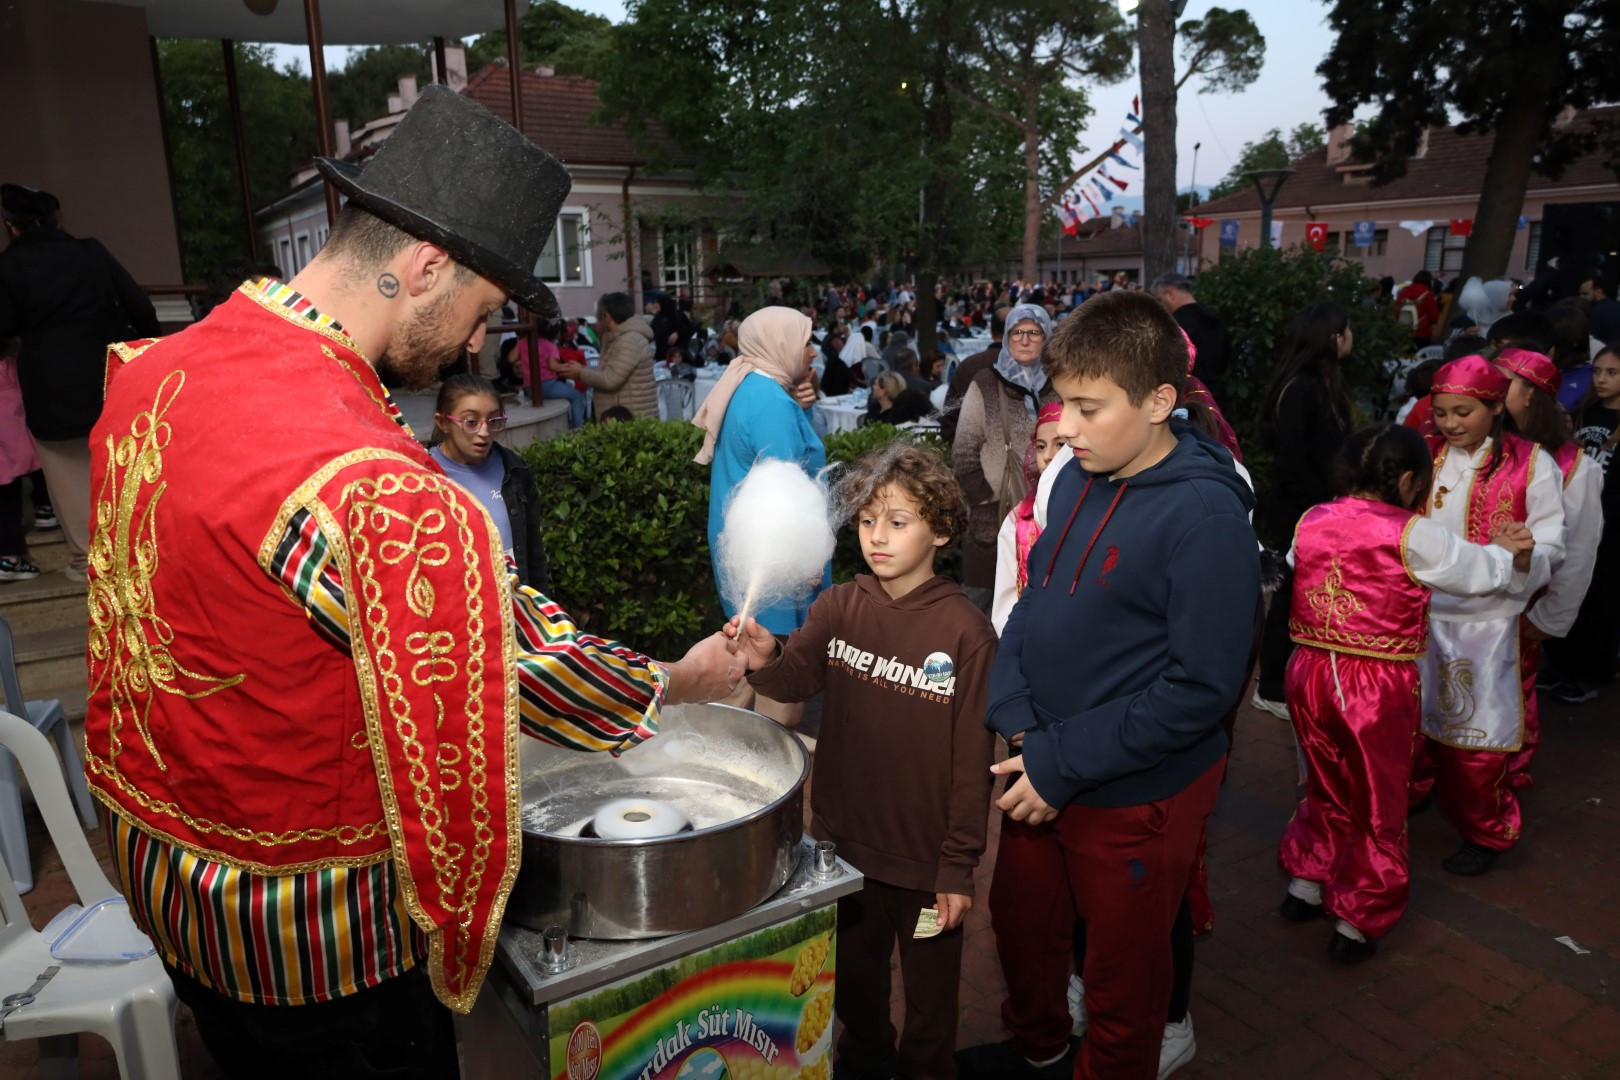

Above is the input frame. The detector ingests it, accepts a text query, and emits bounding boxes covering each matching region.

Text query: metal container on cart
[508,703,811,938]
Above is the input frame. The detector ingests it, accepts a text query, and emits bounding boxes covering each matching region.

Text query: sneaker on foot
[1554,684,1600,705]
[1442,841,1501,876]
[30,504,57,529]
[1067,974,1087,1039]
[1158,1015,1196,1079]
[0,556,40,581]
[1249,689,1290,721]
[956,1039,1076,1080]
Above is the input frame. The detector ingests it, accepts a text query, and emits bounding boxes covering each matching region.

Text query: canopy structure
[97,0,506,45]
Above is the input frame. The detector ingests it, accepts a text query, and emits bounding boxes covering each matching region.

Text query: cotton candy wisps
[716,458,836,626]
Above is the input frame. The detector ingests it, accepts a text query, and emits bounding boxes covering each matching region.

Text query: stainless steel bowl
[509,703,809,938]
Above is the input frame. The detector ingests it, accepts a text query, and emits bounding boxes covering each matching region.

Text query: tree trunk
[1020,84,1042,284]
[1456,62,1558,281]
[1138,0,1178,284]
[912,0,955,363]
[916,270,940,360]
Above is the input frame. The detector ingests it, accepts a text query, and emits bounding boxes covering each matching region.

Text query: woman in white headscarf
[694,306,829,725]
[949,302,1056,613]
[1457,277,1514,337]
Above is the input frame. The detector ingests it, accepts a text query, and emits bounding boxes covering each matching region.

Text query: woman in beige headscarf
[695,306,827,727]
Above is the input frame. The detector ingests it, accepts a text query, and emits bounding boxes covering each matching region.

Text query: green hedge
[521,420,946,657]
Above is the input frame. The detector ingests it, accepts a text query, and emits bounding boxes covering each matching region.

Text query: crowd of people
[5,79,1619,1080]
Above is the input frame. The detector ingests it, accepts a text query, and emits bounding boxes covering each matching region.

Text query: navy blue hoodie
[986,425,1260,808]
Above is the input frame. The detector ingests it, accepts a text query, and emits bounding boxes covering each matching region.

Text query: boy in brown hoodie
[729,444,997,1080]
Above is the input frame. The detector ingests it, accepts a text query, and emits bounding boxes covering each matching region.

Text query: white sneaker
[1250,689,1291,721]
[1159,1015,1195,1079]
[1067,974,1087,1039]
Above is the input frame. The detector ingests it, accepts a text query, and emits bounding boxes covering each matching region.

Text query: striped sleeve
[265,511,667,752]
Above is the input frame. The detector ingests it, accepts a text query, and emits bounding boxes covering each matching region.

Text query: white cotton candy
[717,458,836,626]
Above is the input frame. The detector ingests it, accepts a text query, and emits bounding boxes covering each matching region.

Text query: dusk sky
[272,1,1342,195]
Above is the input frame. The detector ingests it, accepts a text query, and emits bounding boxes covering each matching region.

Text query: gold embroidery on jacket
[87,370,246,772]
[1431,658,1485,742]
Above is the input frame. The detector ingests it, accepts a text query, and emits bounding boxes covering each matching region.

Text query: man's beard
[378,289,463,390]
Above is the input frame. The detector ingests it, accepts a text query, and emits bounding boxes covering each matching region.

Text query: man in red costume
[85,86,741,1078]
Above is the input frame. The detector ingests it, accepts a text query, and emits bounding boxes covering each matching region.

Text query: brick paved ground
[5,685,1617,1078]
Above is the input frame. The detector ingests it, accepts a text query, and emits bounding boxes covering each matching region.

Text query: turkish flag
[1185,216,1215,229]
[1306,222,1329,252]
[1450,218,1473,236]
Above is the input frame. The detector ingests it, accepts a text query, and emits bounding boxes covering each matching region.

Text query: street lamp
[1246,168,1293,251]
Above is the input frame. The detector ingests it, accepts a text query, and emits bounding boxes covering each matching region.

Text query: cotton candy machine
[509,703,811,939]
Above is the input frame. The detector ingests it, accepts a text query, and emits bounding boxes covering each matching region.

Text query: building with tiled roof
[1190,109,1620,282]
[257,52,721,321]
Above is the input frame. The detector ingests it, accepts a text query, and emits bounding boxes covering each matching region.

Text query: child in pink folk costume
[1492,347,1603,789]
[1411,356,1565,877]
[991,401,1066,633]
[0,342,40,579]
[1278,423,1533,961]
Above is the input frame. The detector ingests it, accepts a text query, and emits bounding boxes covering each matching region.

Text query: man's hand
[723,615,780,671]
[554,360,584,379]
[792,374,817,409]
[934,893,972,932]
[663,632,746,704]
[992,755,1057,824]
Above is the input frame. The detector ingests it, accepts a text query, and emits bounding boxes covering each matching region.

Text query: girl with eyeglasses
[431,373,550,590]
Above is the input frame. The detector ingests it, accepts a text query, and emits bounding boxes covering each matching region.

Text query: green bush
[521,420,960,655]
[521,418,716,660]
[1196,245,1414,444]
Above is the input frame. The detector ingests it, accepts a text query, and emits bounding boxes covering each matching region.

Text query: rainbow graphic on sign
[549,910,837,1080]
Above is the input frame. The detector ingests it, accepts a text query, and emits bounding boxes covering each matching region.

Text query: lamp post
[1184,140,1200,273]
[1246,168,1293,250]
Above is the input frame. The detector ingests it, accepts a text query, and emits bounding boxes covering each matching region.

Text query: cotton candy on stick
[717,458,836,628]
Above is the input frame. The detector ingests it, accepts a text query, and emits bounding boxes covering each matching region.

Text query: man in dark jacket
[1150,272,1232,401]
[0,184,159,579]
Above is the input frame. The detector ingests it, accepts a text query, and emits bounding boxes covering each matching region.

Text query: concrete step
[15,624,88,692]
[24,526,69,573]
[0,571,87,634]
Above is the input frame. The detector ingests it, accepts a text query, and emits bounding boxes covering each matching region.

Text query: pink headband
[1035,401,1063,427]
[1494,347,1560,398]
[1431,355,1510,402]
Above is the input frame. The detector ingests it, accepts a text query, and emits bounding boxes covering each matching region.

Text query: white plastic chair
[0,710,180,1078]
[0,613,97,895]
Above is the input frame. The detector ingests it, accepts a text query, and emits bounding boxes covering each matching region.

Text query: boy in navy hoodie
[961,291,1260,1080]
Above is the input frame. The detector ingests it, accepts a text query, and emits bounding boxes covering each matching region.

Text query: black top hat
[315,84,571,317]
[1,184,61,220]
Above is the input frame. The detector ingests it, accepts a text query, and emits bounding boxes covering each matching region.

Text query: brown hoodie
[749,574,997,895]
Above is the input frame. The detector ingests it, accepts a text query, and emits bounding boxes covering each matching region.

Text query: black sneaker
[1330,931,1378,964]
[31,503,57,529]
[1279,894,1327,922]
[956,1038,1078,1080]
[0,556,39,581]
[1441,841,1501,876]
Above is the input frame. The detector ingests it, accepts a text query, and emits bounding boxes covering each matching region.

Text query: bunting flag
[1449,218,1473,236]
[1100,166,1130,191]
[1090,178,1114,203]
[1219,220,1240,247]
[1058,200,1080,236]
[1517,215,1530,230]
[1185,216,1215,230]
[1119,126,1144,152]
[1082,190,1101,217]
[1398,220,1434,236]
[1270,221,1285,247]
[1352,221,1377,247]
[1105,149,1139,170]
[1132,94,1140,115]
[1305,222,1330,252]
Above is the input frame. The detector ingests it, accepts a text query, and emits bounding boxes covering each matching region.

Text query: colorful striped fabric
[108,280,669,1007]
[110,812,426,1005]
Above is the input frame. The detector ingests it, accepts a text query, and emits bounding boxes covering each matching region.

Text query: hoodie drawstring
[1040,477,1129,595]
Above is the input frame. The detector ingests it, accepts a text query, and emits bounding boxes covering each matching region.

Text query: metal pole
[1259,198,1274,251]
[302,0,340,226]
[504,0,525,132]
[147,36,189,283]
[433,36,449,85]
[222,40,259,259]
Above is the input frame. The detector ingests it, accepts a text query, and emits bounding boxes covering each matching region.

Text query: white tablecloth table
[813,395,866,435]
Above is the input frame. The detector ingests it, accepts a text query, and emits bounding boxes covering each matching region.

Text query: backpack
[1396,298,1420,329]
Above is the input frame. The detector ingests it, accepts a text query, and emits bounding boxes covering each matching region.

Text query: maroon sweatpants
[835,876,965,1079]
[989,758,1224,1080]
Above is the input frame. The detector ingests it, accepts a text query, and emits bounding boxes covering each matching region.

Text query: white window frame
[295,231,312,273]
[315,225,330,255]
[533,207,592,287]
[1424,225,1466,275]
[277,237,293,278]
[658,225,696,290]
[1525,221,1542,273]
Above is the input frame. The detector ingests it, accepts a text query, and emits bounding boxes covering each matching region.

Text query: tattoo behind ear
[377,273,400,298]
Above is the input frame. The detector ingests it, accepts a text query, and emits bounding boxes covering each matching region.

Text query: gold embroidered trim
[88,369,246,775]
[239,280,369,361]
[1398,515,1422,589]
[257,449,427,575]
[88,786,390,874]
[1289,637,1426,662]
[319,345,415,440]
[104,339,158,398]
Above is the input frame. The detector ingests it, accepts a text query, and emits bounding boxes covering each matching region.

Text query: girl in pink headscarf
[989,400,1065,634]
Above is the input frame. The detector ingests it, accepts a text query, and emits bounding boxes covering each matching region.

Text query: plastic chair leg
[0,748,33,894]
[107,989,182,1080]
[47,718,98,831]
